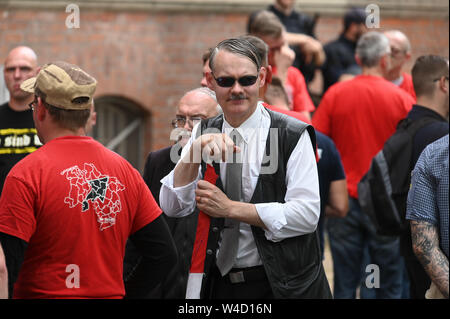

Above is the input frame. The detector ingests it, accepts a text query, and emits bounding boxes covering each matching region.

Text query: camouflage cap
[20,61,97,110]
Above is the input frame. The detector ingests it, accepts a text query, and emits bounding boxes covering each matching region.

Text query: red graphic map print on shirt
[61,163,126,231]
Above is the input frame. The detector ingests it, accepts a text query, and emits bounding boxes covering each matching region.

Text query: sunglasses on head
[212,73,259,88]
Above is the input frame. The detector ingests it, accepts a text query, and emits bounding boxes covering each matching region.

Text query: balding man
[143,87,220,204]
[0,46,40,194]
[124,87,220,298]
[384,30,416,100]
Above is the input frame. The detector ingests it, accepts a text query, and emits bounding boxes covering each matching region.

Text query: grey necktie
[216,129,243,276]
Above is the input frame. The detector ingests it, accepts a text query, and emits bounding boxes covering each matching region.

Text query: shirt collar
[222,101,265,144]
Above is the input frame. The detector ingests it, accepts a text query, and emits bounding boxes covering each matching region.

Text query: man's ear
[258,66,267,87]
[205,71,215,90]
[405,52,412,61]
[265,65,273,84]
[380,53,391,72]
[440,76,448,94]
[36,97,47,121]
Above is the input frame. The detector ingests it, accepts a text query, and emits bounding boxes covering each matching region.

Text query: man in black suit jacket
[124,87,220,298]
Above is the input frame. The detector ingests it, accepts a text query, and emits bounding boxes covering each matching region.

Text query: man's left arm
[195,180,266,229]
[285,32,325,66]
[407,144,449,298]
[255,130,320,241]
[0,243,7,299]
[0,233,28,299]
[410,220,449,298]
[196,130,320,242]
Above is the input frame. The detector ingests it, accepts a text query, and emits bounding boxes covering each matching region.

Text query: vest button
[206,249,213,255]
[212,227,219,232]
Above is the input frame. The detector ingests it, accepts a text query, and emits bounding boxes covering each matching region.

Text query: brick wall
[0,6,448,166]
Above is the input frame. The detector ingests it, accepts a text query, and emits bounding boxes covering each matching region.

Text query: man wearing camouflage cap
[0,61,177,299]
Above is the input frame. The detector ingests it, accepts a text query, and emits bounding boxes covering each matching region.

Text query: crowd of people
[0,0,448,300]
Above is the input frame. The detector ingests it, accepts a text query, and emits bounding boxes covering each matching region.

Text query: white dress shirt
[160,101,320,268]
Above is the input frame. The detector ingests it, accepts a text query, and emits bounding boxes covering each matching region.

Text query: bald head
[4,46,38,66]
[177,87,220,121]
[384,30,411,54]
[383,30,412,80]
[4,46,38,109]
[175,87,220,146]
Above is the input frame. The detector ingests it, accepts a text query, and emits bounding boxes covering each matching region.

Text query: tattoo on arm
[411,220,449,298]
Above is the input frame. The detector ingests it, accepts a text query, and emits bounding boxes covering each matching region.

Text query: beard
[176,128,192,148]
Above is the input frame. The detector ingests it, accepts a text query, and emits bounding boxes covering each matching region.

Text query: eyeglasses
[390,47,406,58]
[171,116,203,128]
[212,73,259,88]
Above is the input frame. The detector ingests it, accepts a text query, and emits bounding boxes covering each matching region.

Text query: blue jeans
[327,197,403,299]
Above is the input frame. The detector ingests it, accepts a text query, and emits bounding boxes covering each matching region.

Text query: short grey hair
[209,38,262,73]
[356,31,390,67]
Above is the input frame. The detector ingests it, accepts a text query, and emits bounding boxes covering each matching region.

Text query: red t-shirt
[272,66,315,113]
[0,136,161,298]
[399,72,416,101]
[312,75,414,198]
[263,102,311,124]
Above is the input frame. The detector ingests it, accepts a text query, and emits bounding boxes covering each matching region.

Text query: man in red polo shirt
[384,30,416,101]
[313,31,414,299]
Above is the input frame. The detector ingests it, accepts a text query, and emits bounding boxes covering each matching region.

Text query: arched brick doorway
[92,95,148,171]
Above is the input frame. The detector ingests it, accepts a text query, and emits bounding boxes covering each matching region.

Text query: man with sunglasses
[160,37,331,299]
[0,46,40,195]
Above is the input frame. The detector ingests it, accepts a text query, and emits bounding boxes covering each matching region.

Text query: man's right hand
[174,133,240,188]
[192,133,240,164]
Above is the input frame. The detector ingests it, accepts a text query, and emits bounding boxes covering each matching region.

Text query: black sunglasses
[212,73,259,88]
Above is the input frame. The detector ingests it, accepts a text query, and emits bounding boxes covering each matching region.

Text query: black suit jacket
[142,146,176,207]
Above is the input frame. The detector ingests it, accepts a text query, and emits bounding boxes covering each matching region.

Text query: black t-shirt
[0,102,41,194]
[316,130,346,218]
[321,34,360,94]
[407,105,449,168]
[268,5,317,83]
[401,104,448,262]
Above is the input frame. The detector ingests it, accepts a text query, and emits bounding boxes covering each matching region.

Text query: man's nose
[13,67,22,79]
[230,80,244,93]
[183,120,192,130]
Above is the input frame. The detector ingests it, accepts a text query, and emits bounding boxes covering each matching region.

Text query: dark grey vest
[199,108,332,299]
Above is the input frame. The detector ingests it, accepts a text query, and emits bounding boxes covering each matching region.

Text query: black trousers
[209,265,274,299]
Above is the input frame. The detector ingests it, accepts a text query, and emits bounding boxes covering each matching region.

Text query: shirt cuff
[255,202,287,242]
[159,168,200,217]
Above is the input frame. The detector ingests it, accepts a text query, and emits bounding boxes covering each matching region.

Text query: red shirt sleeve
[312,88,334,136]
[0,176,36,242]
[130,175,162,234]
[288,67,315,113]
